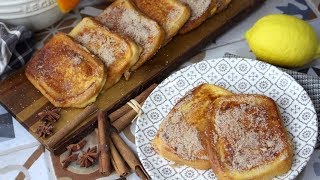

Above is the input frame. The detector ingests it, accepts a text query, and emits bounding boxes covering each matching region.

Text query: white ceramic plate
[135,58,318,180]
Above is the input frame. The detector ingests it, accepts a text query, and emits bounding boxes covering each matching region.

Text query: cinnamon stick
[112,99,146,132]
[46,104,98,148]
[95,129,103,173]
[112,108,138,132]
[136,166,149,180]
[109,83,157,122]
[110,131,150,179]
[110,141,130,177]
[97,110,111,175]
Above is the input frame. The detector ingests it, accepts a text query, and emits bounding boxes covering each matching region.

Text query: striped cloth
[0,22,33,79]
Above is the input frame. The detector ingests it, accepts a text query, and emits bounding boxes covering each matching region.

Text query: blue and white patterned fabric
[0,106,14,142]
[0,22,33,79]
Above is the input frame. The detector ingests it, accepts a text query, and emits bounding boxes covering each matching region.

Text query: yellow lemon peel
[245,14,320,67]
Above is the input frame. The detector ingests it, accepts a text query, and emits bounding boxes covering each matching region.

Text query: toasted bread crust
[96,0,165,71]
[69,17,142,89]
[25,33,106,108]
[210,0,231,15]
[216,0,231,13]
[152,133,211,169]
[179,0,217,34]
[152,84,233,169]
[132,0,191,42]
[206,95,293,179]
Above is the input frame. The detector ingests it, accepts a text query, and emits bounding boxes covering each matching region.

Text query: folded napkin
[0,22,33,79]
[224,53,320,148]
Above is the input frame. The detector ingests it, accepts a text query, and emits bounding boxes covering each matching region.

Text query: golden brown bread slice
[152,84,233,169]
[210,0,231,15]
[69,17,142,89]
[131,0,191,43]
[25,33,106,108]
[217,0,231,13]
[95,0,165,71]
[178,0,217,34]
[205,94,293,179]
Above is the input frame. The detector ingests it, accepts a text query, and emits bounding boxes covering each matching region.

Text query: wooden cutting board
[0,0,265,155]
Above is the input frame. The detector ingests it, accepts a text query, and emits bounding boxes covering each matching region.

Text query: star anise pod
[67,139,87,153]
[77,146,98,168]
[38,107,61,123]
[62,153,79,169]
[36,122,53,138]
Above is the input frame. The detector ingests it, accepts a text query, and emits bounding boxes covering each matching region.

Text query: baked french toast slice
[205,95,293,179]
[69,17,141,89]
[132,0,191,43]
[178,0,217,34]
[25,33,106,108]
[211,0,231,15]
[152,84,233,169]
[96,0,165,71]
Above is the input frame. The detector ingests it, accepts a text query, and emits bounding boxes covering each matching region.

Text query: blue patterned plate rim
[135,58,318,180]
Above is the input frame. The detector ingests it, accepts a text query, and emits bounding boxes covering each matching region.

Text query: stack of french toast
[152,84,293,179]
[25,0,232,108]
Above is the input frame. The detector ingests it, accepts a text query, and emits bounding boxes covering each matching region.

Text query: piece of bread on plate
[152,84,233,169]
[131,0,191,43]
[69,17,142,89]
[205,94,293,179]
[95,0,165,71]
[25,33,106,108]
[178,0,217,34]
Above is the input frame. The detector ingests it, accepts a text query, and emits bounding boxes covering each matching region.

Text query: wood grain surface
[0,0,265,155]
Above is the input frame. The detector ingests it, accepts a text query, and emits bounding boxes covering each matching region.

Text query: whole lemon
[245,14,320,67]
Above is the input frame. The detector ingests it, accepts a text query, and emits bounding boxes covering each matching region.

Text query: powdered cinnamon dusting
[96,1,160,59]
[159,111,208,161]
[75,29,128,67]
[180,0,211,20]
[214,98,285,171]
[167,8,181,24]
